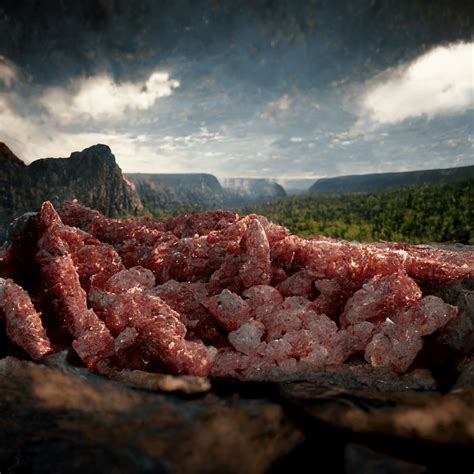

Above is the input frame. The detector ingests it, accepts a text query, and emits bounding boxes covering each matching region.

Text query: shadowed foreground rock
[1,356,474,473]
[0,357,303,474]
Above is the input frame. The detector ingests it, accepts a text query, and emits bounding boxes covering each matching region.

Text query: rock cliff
[127,174,287,211]
[127,173,226,210]
[0,143,142,241]
[309,165,474,194]
[220,178,286,206]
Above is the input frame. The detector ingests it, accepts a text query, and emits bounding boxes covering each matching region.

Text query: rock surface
[1,356,473,473]
[0,357,303,474]
[127,172,227,210]
[126,174,288,212]
[0,143,142,242]
[221,178,287,206]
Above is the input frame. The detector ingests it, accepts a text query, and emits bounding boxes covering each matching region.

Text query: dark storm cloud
[0,0,472,176]
[0,0,472,86]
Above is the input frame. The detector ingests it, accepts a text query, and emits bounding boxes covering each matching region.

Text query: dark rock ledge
[1,355,473,474]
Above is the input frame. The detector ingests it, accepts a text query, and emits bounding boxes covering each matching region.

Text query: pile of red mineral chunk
[0,201,472,379]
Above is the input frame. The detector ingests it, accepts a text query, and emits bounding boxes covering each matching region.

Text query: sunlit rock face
[308,165,474,195]
[221,178,287,206]
[127,173,227,210]
[0,143,142,242]
[126,174,287,211]
[1,201,472,381]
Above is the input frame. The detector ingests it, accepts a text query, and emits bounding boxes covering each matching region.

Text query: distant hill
[276,178,316,195]
[220,178,286,205]
[0,143,142,241]
[127,174,287,211]
[242,179,474,244]
[309,165,474,194]
[127,173,226,210]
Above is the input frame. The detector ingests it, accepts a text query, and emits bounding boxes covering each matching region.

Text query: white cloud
[158,127,224,151]
[360,42,474,124]
[39,70,180,124]
[261,94,291,120]
[0,59,16,88]
[0,94,162,170]
[289,136,303,143]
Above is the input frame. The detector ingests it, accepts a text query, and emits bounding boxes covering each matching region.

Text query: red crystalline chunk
[339,271,422,327]
[364,296,458,373]
[271,235,299,267]
[39,254,115,368]
[157,235,212,282]
[150,280,208,328]
[145,233,179,277]
[2,200,472,380]
[313,278,353,318]
[345,321,376,353]
[168,210,238,238]
[211,349,251,378]
[114,327,139,352]
[205,289,251,332]
[36,202,115,369]
[239,218,272,288]
[193,315,230,348]
[277,270,315,299]
[74,244,124,291]
[58,200,103,229]
[0,278,52,359]
[242,285,283,321]
[59,201,167,247]
[90,267,214,376]
[207,257,243,295]
[260,296,314,342]
[228,319,265,355]
[104,266,155,293]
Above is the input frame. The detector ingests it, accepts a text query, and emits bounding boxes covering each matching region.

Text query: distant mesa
[126,174,287,211]
[0,143,142,241]
[309,166,474,194]
[126,173,226,210]
[220,178,286,205]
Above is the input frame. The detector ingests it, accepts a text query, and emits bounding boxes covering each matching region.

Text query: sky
[0,0,473,182]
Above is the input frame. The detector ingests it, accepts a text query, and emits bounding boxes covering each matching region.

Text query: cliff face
[127,174,288,211]
[127,173,226,210]
[309,165,474,194]
[221,178,286,205]
[0,143,142,240]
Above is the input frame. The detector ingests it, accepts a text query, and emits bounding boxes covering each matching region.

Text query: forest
[143,180,474,244]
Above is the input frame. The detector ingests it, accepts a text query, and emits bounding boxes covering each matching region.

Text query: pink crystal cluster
[0,201,472,379]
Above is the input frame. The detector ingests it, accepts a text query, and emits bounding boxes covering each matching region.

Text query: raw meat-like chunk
[1,200,471,380]
[0,278,52,359]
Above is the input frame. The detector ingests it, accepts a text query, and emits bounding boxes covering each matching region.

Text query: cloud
[359,42,474,125]
[0,93,164,171]
[0,58,16,88]
[39,71,180,124]
[261,94,291,120]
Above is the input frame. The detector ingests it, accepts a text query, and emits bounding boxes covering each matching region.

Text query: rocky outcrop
[1,355,473,473]
[0,144,142,241]
[127,173,227,210]
[221,178,286,205]
[127,174,288,211]
[309,165,474,195]
[0,357,303,474]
